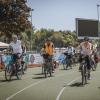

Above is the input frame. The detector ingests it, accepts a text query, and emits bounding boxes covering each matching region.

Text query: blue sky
[27,0,100,31]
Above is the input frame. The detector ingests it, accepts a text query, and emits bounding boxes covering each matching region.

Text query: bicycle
[63,53,72,70]
[42,54,53,78]
[80,55,89,85]
[4,53,23,81]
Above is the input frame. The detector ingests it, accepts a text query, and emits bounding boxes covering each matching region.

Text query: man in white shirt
[66,44,74,56]
[64,43,74,69]
[9,35,22,62]
[10,35,22,54]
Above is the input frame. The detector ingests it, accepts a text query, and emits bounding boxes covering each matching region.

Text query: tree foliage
[33,29,78,51]
[0,0,31,38]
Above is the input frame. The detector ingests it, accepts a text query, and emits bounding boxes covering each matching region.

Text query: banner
[28,54,43,66]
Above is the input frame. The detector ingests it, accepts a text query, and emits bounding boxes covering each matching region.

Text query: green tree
[0,0,31,40]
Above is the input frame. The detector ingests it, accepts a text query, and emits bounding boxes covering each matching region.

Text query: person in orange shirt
[43,38,54,56]
[42,38,55,72]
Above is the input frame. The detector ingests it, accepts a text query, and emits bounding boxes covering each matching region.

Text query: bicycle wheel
[16,65,23,80]
[44,64,47,78]
[81,65,85,85]
[84,66,87,84]
[42,64,44,74]
[5,65,12,81]
[48,62,52,77]
[63,60,67,70]
[66,58,71,70]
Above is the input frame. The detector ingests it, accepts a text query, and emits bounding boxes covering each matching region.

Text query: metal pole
[97,5,100,21]
[30,9,34,51]
[97,4,100,53]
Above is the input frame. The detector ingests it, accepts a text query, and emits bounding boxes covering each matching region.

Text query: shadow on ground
[59,68,71,71]
[34,73,43,75]
[32,76,45,79]
[98,87,100,89]
[0,78,20,83]
[0,79,7,82]
[69,82,89,87]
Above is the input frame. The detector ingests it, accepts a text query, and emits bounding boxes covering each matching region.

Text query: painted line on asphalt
[5,71,76,100]
[56,77,80,100]
[6,80,45,100]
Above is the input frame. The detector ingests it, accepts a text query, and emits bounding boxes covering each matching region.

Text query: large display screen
[76,18,99,39]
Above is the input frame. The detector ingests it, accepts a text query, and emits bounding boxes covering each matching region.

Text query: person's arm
[43,43,46,49]
[9,42,13,53]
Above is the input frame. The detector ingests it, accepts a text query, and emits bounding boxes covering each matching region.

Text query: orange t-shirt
[44,42,54,55]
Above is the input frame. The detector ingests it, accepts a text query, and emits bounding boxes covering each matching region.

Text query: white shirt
[66,46,74,55]
[10,40,22,54]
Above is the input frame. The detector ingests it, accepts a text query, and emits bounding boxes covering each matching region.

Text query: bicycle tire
[44,64,47,78]
[81,65,85,85]
[5,65,12,81]
[16,65,23,80]
[63,60,66,70]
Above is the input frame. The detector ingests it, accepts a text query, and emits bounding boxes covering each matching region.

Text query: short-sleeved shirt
[10,40,22,54]
[43,42,54,56]
[66,46,74,55]
[80,42,93,56]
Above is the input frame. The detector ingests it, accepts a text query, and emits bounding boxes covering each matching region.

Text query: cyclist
[64,43,74,69]
[42,38,55,72]
[9,35,22,67]
[92,41,99,68]
[78,36,93,80]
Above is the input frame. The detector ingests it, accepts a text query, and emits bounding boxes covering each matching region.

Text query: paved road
[0,64,100,100]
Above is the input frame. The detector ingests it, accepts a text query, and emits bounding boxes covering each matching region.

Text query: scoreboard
[76,18,99,39]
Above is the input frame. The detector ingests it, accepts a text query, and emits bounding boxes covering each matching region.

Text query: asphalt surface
[0,63,100,100]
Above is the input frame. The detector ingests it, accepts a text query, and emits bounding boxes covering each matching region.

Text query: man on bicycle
[9,35,22,66]
[42,38,55,72]
[64,43,74,69]
[78,36,93,80]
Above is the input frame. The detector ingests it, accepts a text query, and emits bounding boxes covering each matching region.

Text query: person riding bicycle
[92,41,99,65]
[42,38,55,72]
[9,35,22,67]
[78,36,93,80]
[64,43,74,69]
